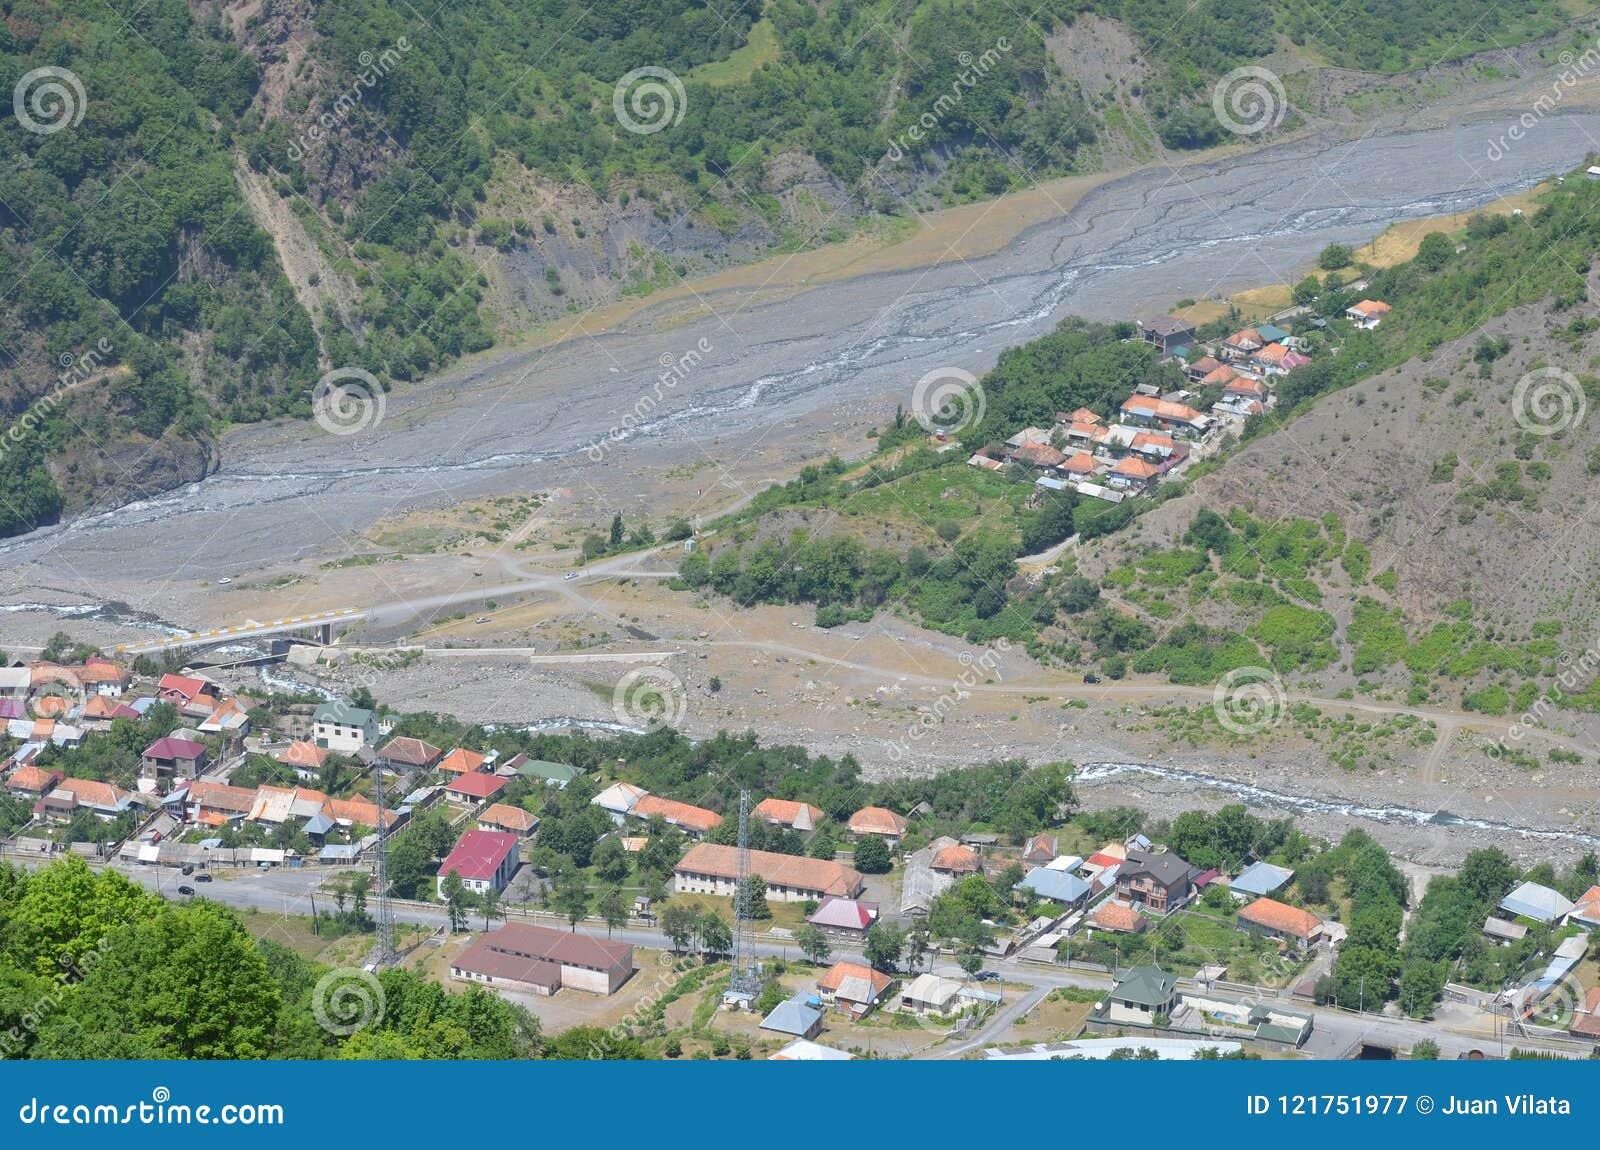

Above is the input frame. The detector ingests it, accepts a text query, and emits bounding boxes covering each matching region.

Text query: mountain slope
[2,0,1595,538]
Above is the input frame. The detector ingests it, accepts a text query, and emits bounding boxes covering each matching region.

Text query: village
[965,297,1392,506]
[2,649,1596,1062]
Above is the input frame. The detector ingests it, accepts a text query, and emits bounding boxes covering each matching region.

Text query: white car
[563,572,580,580]
[216,577,232,585]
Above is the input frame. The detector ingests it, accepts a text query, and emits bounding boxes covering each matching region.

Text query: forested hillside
[1,0,1591,536]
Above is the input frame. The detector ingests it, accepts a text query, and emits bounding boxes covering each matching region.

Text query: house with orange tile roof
[1185,355,1223,382]
[323,796,400,831]
[1221,327,1264,359]
[630,794,723,838]
[1060,451,1099,477]
[72,657,130,695]
[1570,986,1600,1040]
[183,780,257,822]
[479,802,540,837]
[38,776,135,820]
[1345,299,1390,329]
[1119,395,1211,438]
[815,960,897,1017]
[1566,884,1600,929]
[848,805,908,845]
[675,842,864,901]
[1108,456,1160,491]
[752,797,823,832]
[5,764,61,800]
[1089,901,1147,934]
[274,739,330,778]
[931,843,980,876]
[1237,897,1324,948]
[438,747,491,776]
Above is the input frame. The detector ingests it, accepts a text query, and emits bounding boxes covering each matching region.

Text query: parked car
[974,970,1001,982]
[176,885,195,896]
[195,873,212,883]
[181,864,194,875]
[1083,672,1101,684]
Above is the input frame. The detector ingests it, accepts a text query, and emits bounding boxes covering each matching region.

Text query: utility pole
[372,761,394,965]
[723,790,763,1009]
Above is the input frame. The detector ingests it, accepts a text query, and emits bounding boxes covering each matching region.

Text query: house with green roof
[510,754,580,788]
[311,701,379,753]
[1104,965,1178,1026]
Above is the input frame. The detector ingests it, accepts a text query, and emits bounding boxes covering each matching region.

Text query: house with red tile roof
[1237,897,1324,948]
[141,736,208,782]
[752,797,823,832]
[437,829,521,898]
[1570,986,1600,1040]
[443,771,508,804]
[1005,441,1067,470]
[1222,327,1264,359]
[630,794,722,837]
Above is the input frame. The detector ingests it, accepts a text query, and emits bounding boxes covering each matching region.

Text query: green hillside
[1,0,1591,535]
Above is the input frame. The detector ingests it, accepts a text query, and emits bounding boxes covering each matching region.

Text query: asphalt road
[8,112,1600,592]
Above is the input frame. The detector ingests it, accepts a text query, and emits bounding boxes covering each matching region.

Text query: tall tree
[660,902,699,953]
[441,871,471,932]
[551,871,591,932]
[598,887,629,937]
[796,923,831,965]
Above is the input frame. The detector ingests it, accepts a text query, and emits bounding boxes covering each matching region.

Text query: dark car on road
[177,885,195,896]
[195,872,212,883]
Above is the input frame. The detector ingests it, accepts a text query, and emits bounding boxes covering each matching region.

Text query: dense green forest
[3,0,1590,534]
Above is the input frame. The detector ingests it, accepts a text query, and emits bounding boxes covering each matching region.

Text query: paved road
[8,112,1600,591]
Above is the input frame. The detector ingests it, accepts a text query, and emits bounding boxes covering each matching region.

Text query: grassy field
[837,460,1031,543]
[689,18,780,87]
